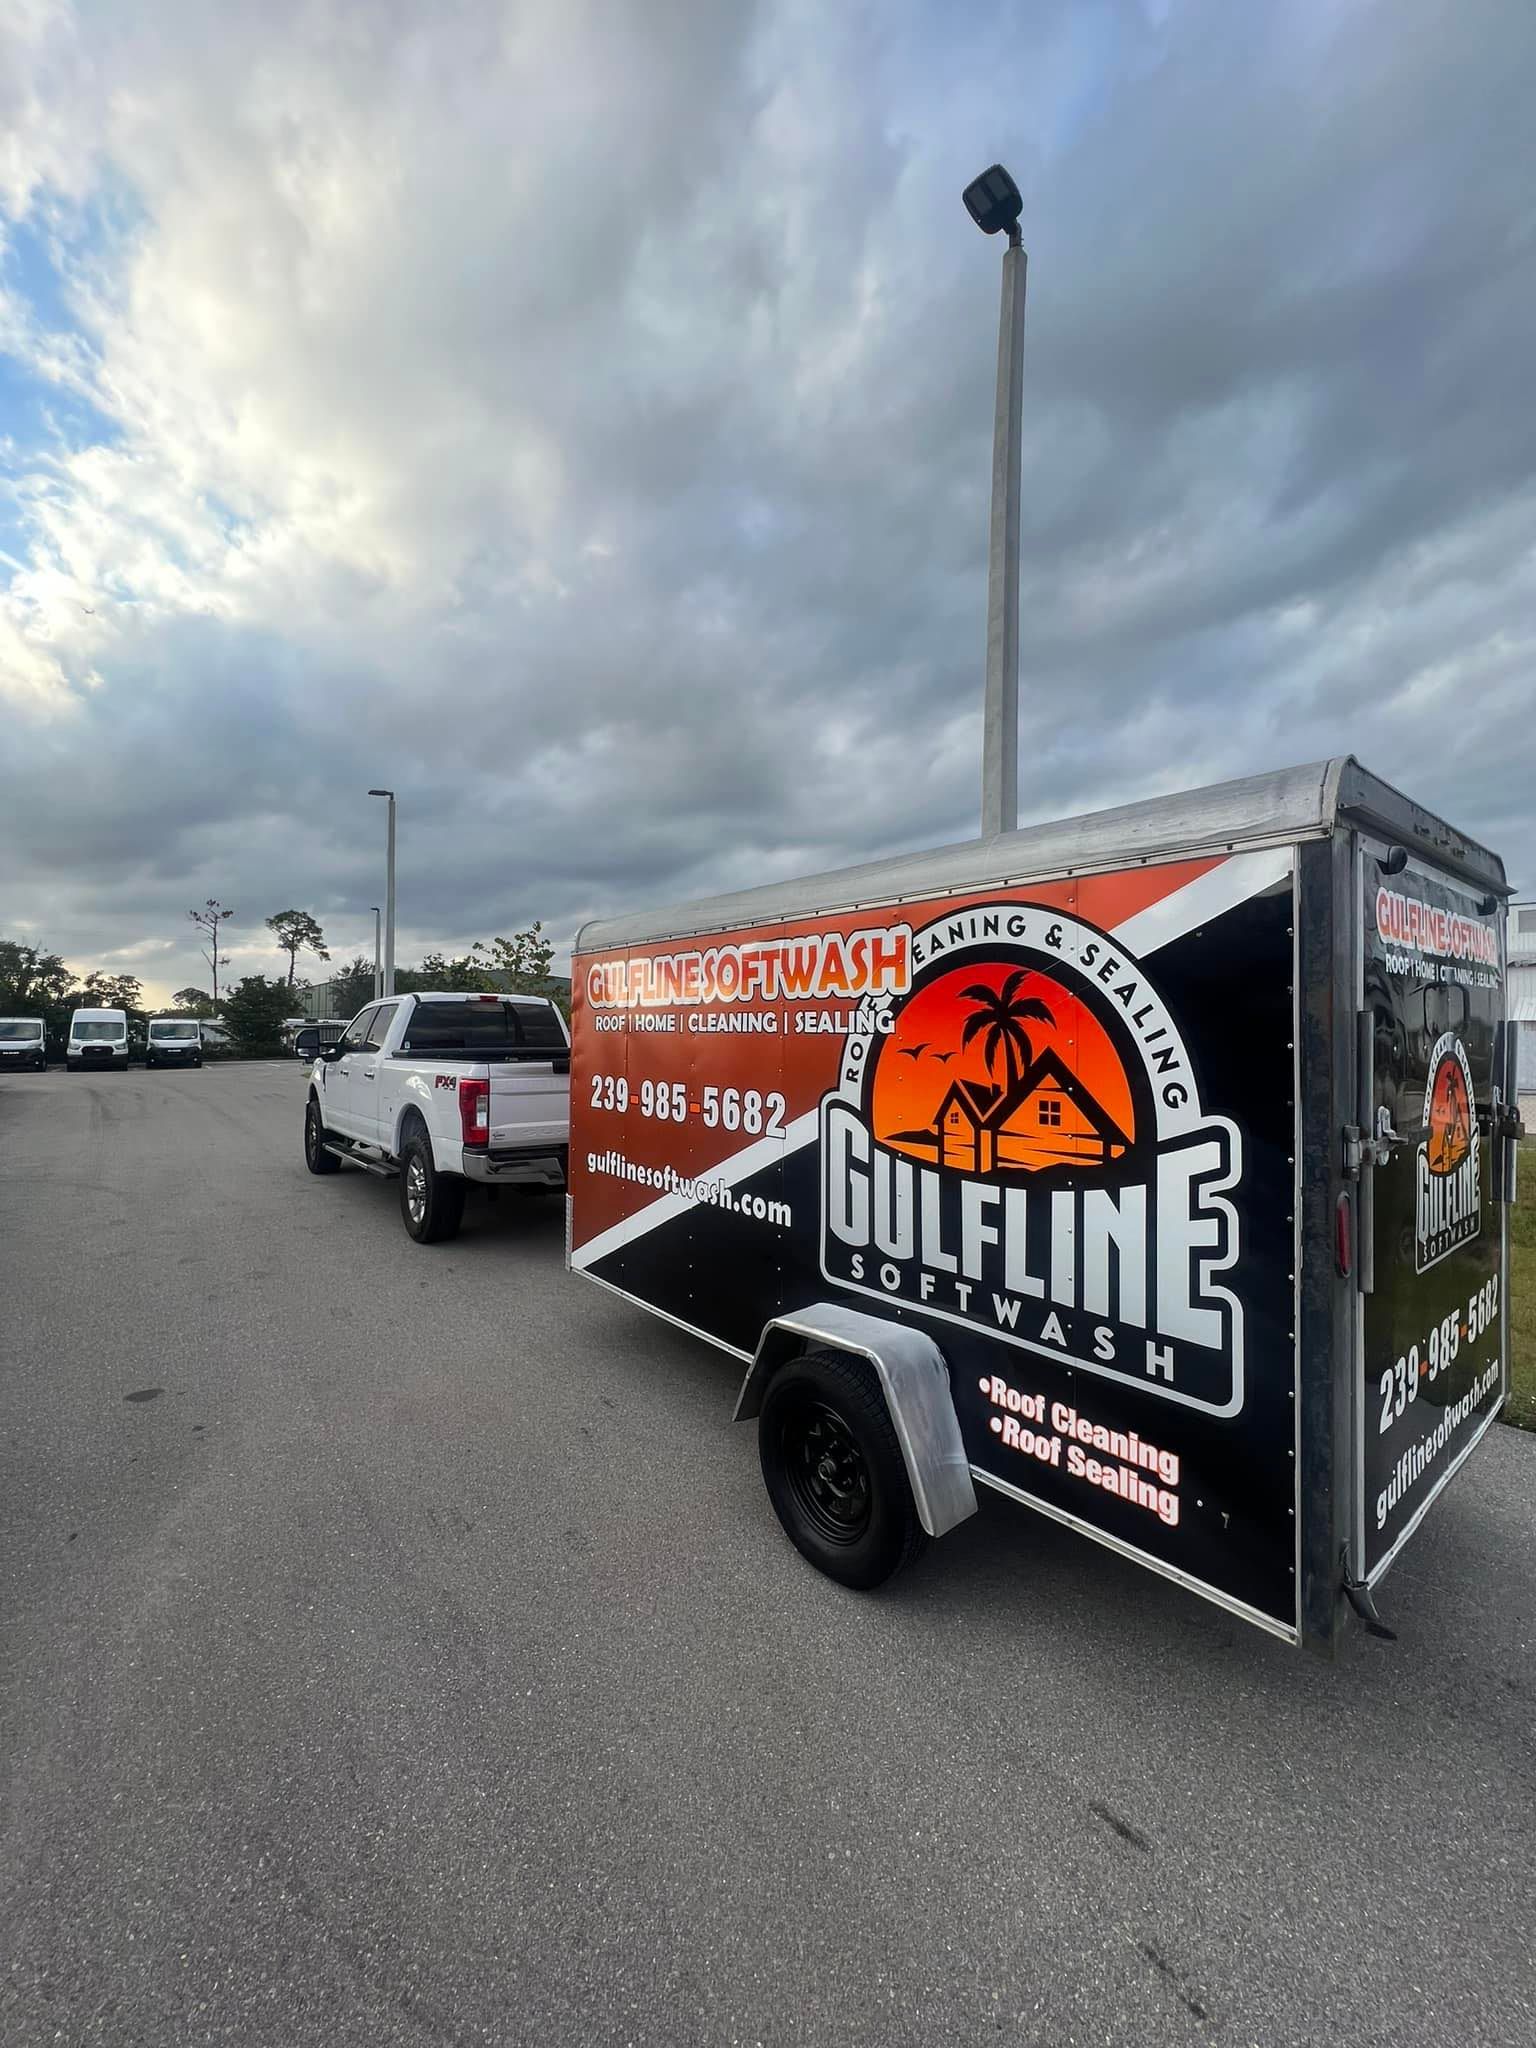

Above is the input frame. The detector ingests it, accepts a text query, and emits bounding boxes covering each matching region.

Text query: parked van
[145,1017,203,1069]
[0,1018,48,1071]
[67,1007,130,1071]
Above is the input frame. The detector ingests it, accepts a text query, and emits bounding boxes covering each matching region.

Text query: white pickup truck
[302,990,570,1242]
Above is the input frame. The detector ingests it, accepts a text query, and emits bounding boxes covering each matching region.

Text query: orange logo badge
[1415,1034,1480,1272]
[818,900,1245,1417]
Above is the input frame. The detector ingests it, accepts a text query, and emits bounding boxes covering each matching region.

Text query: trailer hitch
[1342,1566,1397,1642]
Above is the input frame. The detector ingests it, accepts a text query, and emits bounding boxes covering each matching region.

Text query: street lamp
[370,906,382,1001]
[963,162,1026,838]
[367,791,396,997]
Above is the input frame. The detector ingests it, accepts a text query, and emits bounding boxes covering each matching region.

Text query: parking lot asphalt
[2,1061,1534,2048]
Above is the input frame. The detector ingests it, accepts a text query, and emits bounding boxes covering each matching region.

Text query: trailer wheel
[399,1129,466,1244]
[304,1097,342,1176]
[758,1350,927,1589]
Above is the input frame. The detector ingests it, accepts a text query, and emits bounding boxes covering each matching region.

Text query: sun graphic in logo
[871,963,1137,1177]
[1425,1051,1473,1175]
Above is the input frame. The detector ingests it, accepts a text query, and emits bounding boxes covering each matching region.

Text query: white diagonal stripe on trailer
[570,847,1289,1271]
[571,1110,819,1269]
[1111,844,1293,958]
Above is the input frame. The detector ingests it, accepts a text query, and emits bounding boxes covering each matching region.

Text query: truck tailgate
[487,1061,569,1149]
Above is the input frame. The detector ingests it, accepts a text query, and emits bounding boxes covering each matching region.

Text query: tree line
[0,909,563,1060]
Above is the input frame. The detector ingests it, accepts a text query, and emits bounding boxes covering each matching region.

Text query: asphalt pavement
[2,1062,1534,2048]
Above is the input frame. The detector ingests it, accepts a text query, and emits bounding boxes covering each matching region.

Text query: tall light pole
[367,791,396,996]
[370,907,382,1000]
[963,163,1027,839]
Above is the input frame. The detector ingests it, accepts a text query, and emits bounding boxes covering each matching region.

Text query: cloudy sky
[1,0,1532,1003]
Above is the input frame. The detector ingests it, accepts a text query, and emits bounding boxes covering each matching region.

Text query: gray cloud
[1,0,1533,1004]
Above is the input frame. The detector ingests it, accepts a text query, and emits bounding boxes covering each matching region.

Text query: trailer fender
[734,1303,977,1539]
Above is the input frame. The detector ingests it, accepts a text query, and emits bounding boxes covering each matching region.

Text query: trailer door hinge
[1490,1089,1525,1205]
[1490,1101,1526,1146]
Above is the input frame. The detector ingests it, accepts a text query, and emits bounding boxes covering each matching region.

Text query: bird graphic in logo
[872,963,1137,1176]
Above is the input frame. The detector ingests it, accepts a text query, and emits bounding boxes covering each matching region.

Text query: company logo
[1374,888,1499,968]
[818,900,1246,1417]
[1415,1033,1481,1272]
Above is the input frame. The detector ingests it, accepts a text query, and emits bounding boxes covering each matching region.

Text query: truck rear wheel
[399,1130,465,1244]
[304,1097,342,1175]
[758,1350,927,1590]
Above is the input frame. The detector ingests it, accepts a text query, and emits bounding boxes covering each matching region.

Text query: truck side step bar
[321,1139,398,1179]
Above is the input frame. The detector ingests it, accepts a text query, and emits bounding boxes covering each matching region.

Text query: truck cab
[145,1017,204,1068]
[67,1008,129,1071]
[0,1018,47,1071]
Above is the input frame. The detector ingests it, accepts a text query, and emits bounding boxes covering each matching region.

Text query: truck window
[401,1000,566,1054]
[511,1002,568,1048]
[364,1003,400,1051]
[0,1021,44,1041]
[72,1021,126,1041]
[340,1007,378,1054]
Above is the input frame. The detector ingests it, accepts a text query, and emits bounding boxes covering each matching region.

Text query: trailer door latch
[1344,1105,1401,1177]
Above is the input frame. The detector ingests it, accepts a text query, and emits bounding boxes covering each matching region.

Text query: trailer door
[1356,847,1509,1584]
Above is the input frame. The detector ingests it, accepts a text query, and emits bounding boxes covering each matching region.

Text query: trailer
[567,758,1519,1653]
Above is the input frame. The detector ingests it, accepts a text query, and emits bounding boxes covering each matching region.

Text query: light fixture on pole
[370,906,382,1000]
[963,162,1026,839]
[367,790,396,996]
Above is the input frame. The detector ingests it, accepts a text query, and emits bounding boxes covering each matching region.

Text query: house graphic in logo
[929,1053,1133,1174]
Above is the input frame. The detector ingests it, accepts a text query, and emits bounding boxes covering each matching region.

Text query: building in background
[299,972,571,1021]
[1510,899,1536,1127]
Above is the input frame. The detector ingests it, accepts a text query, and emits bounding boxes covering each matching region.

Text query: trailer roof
[576,755,1507,953]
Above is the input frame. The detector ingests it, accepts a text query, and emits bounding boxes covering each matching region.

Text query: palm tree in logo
[960,971,1055,1089]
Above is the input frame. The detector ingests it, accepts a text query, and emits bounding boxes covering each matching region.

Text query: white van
[145,1017,204,1069]
[0,1018,48,1071]
[67,1007,130,1071]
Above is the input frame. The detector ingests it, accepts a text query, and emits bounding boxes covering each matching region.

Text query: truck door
[351,1000,400,1146]
[1356,847,1510,1585]
[324,1005,376,1139]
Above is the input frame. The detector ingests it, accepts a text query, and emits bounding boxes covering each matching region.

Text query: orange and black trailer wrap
[571,845,1305,1638]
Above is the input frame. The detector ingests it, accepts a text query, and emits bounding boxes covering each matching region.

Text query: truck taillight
[459,1076,490,1148]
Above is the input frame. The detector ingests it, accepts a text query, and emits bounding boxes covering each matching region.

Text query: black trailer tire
[399,1130,465,1244]
[304,1096,343,1176]
[758,1350,928,1590]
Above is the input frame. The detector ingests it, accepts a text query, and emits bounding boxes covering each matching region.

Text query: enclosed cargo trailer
[567,759,1518,1653]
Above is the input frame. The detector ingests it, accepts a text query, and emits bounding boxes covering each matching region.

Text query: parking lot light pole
[963,162,1027,839]
[370,907,382,1000]
[367,791,396,996]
